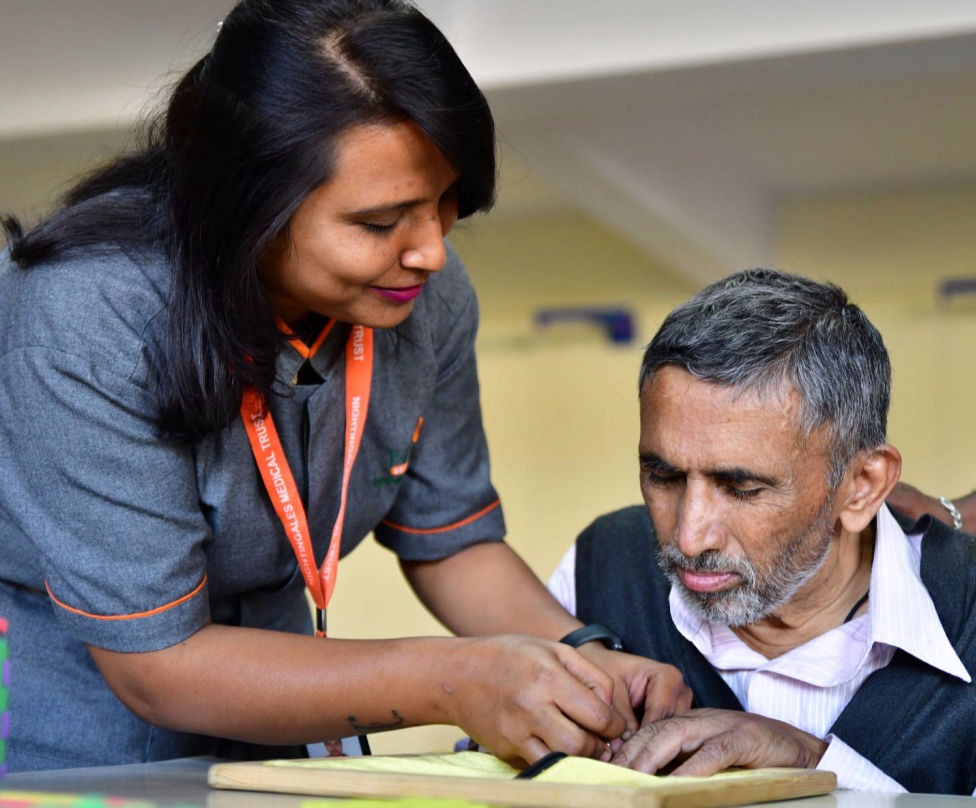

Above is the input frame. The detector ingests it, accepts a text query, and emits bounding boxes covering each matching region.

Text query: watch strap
[559,623,624,651]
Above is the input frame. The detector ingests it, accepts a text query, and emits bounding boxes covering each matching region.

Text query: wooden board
[208,755,836,808]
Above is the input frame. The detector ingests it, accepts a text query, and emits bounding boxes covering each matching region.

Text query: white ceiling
[3,1,976,286]
[485,28,976,285]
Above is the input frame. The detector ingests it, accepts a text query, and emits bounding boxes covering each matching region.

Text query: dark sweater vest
[573,505,976,794]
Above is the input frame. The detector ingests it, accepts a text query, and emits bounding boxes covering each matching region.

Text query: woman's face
[262,120,460,329]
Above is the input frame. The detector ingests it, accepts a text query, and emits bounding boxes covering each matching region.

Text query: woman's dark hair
[1,0,496,441]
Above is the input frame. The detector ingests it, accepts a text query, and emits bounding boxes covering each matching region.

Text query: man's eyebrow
[639,453,780,487]
[707,467,780,487]
[638,453,679,473]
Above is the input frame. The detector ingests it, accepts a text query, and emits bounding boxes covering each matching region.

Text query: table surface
[3,757,974,807]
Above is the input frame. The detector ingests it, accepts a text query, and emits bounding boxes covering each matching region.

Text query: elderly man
[550,269,976,794]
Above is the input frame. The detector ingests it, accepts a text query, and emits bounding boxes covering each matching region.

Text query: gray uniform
[0,243,504,770]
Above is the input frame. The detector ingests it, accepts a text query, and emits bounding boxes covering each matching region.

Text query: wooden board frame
[208,759,836,808]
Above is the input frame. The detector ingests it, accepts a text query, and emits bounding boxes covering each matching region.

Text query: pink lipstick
[371,284,424,303]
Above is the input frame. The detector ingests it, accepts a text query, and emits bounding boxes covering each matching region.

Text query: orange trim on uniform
[46,575,207,621]
[278,317,337,359]
[381,499,501,535]
[390,416,425,477]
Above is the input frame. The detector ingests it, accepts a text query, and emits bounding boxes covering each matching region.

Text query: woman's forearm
[89,621,626,765]
[400,541,582,639]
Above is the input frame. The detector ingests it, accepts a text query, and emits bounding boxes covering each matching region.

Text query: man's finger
[611,718,692,774]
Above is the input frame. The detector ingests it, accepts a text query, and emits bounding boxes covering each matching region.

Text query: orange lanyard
[241,322,374,636]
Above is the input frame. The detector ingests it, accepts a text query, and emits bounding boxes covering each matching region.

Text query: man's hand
[611,708,827,775]
[576,645,692,744]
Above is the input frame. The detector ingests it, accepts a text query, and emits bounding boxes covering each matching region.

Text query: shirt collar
[670,504,970,682]
[869,504,970,682]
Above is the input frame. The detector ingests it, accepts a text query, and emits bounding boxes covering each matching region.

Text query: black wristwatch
[559,623,624,652]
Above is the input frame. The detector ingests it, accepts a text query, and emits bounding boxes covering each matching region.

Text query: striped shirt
[548,504,971,792]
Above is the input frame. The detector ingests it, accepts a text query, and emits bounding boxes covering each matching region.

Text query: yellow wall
[776,186,976,495]
[332,185,976,754]
[8,135,976,754]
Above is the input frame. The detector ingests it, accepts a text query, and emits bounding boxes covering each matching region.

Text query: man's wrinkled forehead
[640,366,803,420]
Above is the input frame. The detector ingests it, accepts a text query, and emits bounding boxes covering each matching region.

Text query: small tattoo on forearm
[347,710,404,733]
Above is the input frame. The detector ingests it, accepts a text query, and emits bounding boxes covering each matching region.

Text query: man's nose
[673,481,725,558]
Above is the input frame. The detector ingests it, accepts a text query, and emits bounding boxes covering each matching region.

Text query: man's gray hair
[639,268,890,487]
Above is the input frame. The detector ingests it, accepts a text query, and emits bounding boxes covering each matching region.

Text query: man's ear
[838,444,902,534]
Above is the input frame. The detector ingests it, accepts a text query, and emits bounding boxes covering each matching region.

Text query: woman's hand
[611,707,827,775]
[575,644,692,746]
[400,542,692,764]
[438,634,630,766]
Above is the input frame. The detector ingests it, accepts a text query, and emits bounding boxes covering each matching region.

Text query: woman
[0,0,688,771]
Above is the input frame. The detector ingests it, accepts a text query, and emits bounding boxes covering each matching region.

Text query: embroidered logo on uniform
[371,417,424,488]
